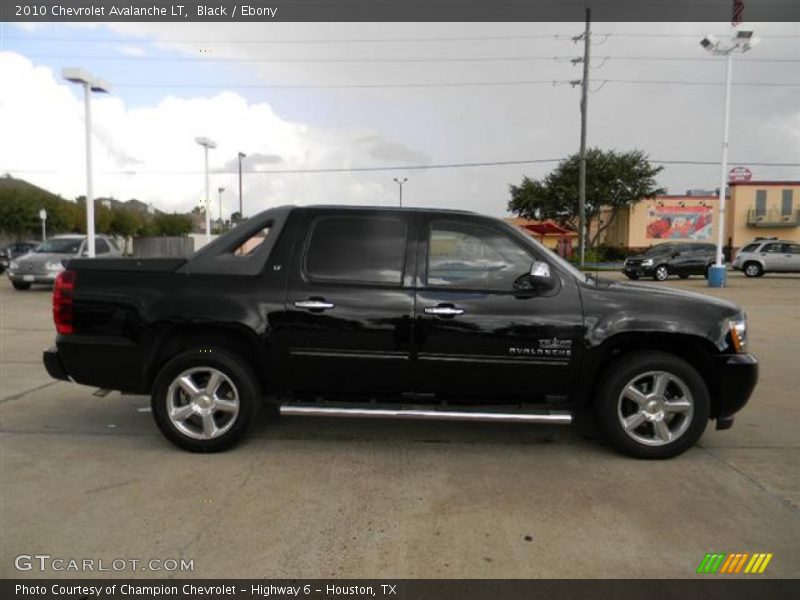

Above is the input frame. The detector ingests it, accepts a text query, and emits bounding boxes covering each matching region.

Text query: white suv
[732,238,800,277]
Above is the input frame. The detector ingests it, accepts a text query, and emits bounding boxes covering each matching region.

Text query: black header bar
[2,0,800,23]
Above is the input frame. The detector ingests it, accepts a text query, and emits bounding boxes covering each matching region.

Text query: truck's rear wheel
[151,348,261,452]
[594,352,709,459]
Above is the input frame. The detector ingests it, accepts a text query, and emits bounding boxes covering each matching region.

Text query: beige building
[726,181,800,249]
[603,181,800,251]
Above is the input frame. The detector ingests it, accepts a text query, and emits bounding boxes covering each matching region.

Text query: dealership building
[602,181,800,252]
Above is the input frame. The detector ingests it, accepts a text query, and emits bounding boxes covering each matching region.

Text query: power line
[597,32,799,39]
[5,159,797,177]
[22,53,800,64]
[24,53,573,64]
[2,33,574,44]
[7,32,798,44]
[108,79,800,90]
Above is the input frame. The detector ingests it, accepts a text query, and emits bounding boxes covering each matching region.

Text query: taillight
[53,270,76,335]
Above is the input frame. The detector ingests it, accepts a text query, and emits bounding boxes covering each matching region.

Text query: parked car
[42,206,757,459]
[7,234,120,290]
[0,241,39,274]
[732,239,800,277]
[622,242,718,281]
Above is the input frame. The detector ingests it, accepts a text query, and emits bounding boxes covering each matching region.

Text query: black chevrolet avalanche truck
[43,206,758,458]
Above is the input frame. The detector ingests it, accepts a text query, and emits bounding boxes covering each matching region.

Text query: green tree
[153,213,192,236]
[507,148,665,246]
[0,189,38,237]
[109,207,143,238]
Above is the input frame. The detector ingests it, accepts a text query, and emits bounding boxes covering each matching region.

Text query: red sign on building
[729,166,752,182]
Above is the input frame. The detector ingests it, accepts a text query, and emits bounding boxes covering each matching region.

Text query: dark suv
[623,242,718,281]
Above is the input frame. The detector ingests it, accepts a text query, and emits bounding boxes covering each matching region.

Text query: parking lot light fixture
[218,187,226,227]
[393,177,408,207]
[700,30,757,288]
[195,137,217,242]
[62,68,110,258]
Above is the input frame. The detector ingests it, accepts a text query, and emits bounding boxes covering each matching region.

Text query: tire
[151,347,261,452]
[703,265,711,279]
[593,351,710,459]
[12,281,31,290]
[678,273,690,279]
[624,273,640,280]
[652,265,669,281]
[743,262,763,278]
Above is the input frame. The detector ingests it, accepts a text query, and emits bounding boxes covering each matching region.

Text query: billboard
[646,205,713,240]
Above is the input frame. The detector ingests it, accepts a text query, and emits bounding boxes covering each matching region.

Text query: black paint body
[44,206,757,424]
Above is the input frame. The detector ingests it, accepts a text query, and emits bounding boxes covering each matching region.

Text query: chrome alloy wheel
[166,367,240,440]
[654,265,669,281]
[744,263,761,277]
[617,370,694,446]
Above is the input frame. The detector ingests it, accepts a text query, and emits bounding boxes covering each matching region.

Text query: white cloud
[117,45,146,57]
[0,51,430,217]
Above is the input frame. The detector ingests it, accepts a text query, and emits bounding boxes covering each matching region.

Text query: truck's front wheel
[594,352,709,459]
[151,348,261,452]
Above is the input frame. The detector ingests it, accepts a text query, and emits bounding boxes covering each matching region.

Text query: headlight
[9,260,18,270]
[728,318,747,353]
[641,258,654,266]
[45,261,65,272]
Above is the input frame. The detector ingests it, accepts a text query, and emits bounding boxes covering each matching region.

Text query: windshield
[35,239,82,254]
[644,244,675,256]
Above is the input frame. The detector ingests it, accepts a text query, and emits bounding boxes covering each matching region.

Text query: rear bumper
[712,353,758,422]
[43,346,70,381]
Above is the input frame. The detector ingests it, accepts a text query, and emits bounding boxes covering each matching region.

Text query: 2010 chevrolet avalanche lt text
[42,206,758,458]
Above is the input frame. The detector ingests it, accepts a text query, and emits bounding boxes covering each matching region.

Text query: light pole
[195,137,216,242]
[218,186,225,228]
[237,152,246,219]
[393,177,407,207]
[700,29,758,288]
[39,208,47,242]
[62,68,110,258]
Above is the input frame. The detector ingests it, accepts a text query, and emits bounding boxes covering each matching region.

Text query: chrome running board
[279,405,572,425]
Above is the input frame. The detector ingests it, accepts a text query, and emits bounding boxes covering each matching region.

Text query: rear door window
[304,216,406,284]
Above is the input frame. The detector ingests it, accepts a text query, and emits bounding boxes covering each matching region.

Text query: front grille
[22,262,49,276]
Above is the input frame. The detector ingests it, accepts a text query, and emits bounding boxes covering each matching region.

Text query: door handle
[294,299,335,311]
[424,304,465,316]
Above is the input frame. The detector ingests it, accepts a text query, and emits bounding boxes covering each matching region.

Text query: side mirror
[529,260,557,291]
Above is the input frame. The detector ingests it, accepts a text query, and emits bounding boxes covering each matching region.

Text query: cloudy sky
[0,20,798,219]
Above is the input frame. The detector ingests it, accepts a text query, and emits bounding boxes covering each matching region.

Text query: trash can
[707,265,727,288]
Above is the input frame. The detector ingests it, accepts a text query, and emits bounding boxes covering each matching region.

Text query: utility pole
[577,7,591,266]
[237,152,246,219]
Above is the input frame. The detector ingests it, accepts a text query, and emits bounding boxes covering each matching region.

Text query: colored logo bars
[697,552,773,574]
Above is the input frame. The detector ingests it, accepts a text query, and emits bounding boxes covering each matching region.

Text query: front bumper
[711,353,758,423]
[622,264,654,277]
[8,271,59,284]
[43,346,70,381]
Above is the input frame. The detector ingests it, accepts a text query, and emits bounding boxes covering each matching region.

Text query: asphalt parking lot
[1,271,798,579]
